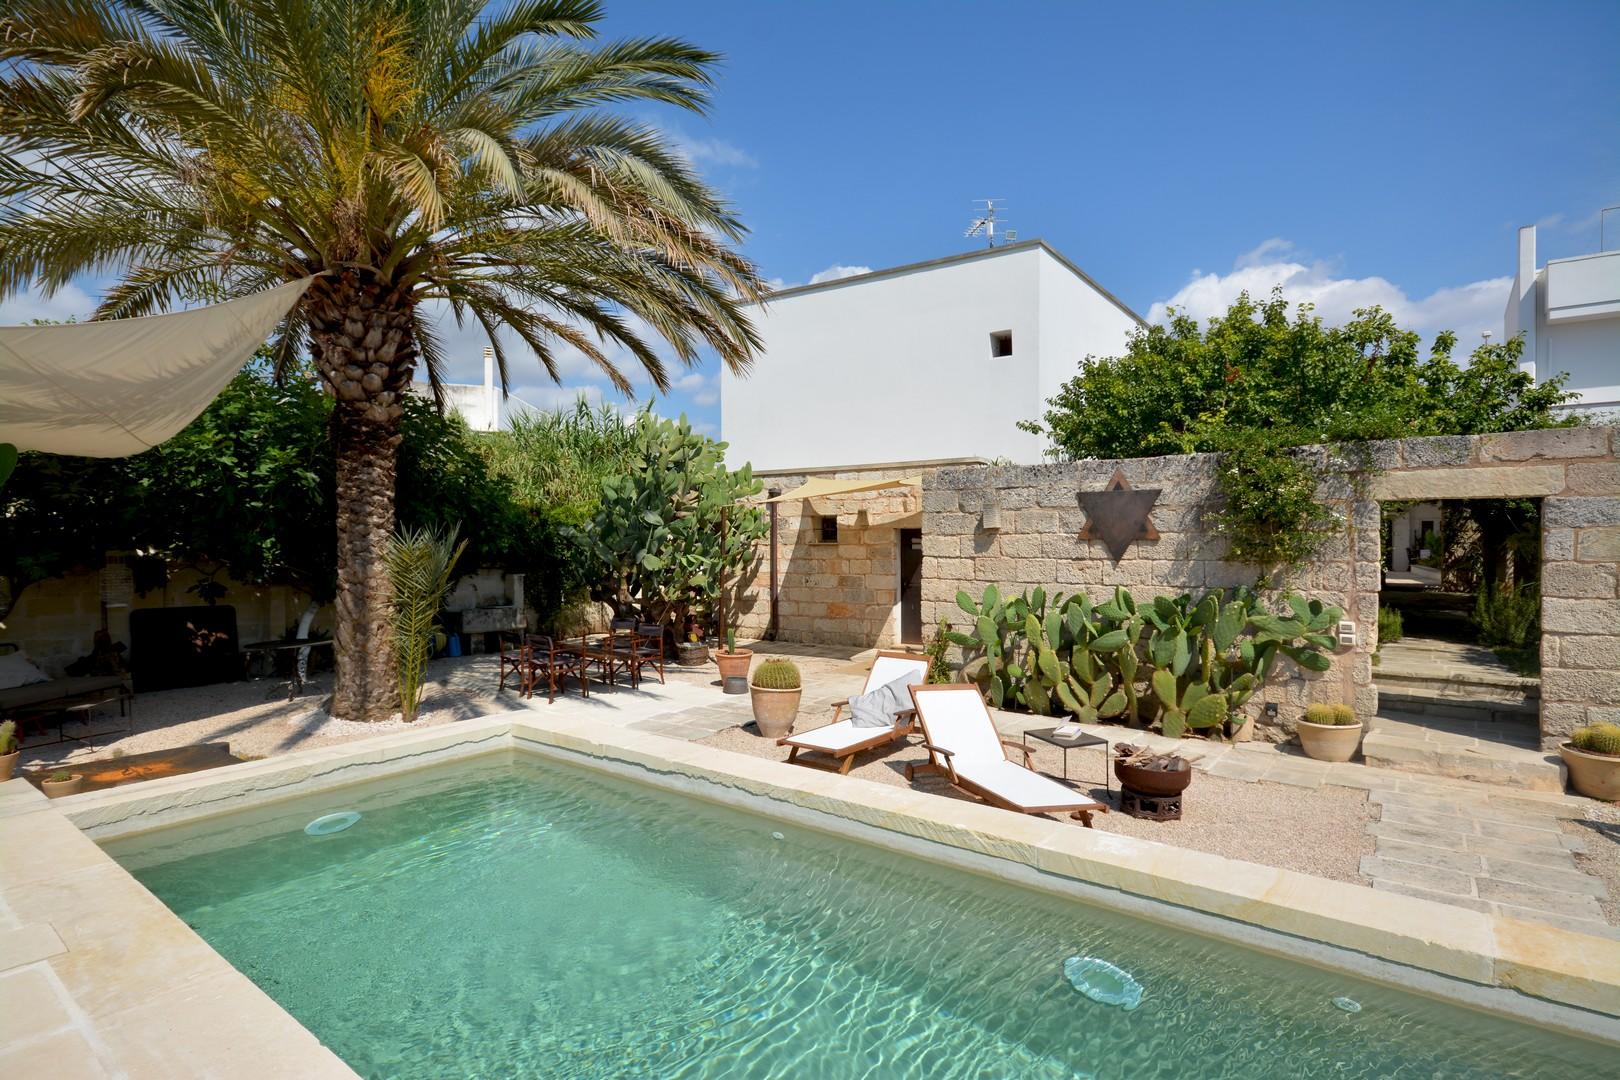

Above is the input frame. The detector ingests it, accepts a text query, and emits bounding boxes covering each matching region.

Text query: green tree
[1023,292,1574,460]
[1022,292,1576,581]
[0,1,763,719]
[580,415,765,640]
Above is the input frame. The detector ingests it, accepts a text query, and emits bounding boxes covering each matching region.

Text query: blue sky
[5,1,1616,437]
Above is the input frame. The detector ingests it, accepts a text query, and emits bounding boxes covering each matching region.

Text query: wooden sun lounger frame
[776,650,927,775]
[904,683,1108,827]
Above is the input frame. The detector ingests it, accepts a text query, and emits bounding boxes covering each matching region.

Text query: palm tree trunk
[305,270,417,721]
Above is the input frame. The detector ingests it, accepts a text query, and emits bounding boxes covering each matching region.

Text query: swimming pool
[107,755,1610,1079]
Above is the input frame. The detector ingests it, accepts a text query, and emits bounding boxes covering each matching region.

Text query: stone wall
[4,566,326,676]
[922,427,1619,748]
[733,467,923,647]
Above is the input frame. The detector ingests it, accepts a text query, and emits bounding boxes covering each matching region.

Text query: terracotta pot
[714,648,753,682]
[0,750,18,783]
[1296,720,1363,763]
[1114,756,1192,796]
[750,685,801,739]
[42,773,85,798]
[1560,743,1620,802]
[676,642,709,666]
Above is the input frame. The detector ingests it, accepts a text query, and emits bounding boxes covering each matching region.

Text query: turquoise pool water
[108,756,1610,1079]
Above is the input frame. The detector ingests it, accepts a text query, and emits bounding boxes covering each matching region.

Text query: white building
[721,240,1143,470]
[414,346,539,432]
[1505,224,1620,415]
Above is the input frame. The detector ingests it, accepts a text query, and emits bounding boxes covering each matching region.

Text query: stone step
[1373,684,1539,724]
[1375,662,1538,692]
[1361,727,1566,793]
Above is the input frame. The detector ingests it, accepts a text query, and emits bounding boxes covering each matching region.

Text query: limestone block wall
[733,468,922,647]
[924,427,1619,747]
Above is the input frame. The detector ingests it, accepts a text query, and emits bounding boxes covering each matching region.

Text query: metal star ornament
[1077,470,1161,563]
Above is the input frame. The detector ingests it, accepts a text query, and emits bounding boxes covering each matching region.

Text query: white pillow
[848,673,917,729]
[0,651,50,690]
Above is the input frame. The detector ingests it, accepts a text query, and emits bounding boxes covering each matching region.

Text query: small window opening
[989,330,1014,358]
[817,516,839,544]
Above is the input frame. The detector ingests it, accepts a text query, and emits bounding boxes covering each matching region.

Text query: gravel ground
[15,654,519,772]
[700,724,1375,885]
[1568,803,1620,926]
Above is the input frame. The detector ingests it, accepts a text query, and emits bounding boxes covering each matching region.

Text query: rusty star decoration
[1077,470,1161,563]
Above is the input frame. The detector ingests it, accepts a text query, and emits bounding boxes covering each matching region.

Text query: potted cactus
[749,658,802,738]
[1296,703,1363,762]
[714,627,753,694]
[0,720,18,782]
[42,769,84,798]
[1560,722,1620,801]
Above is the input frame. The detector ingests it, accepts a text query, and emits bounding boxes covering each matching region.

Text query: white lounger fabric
[786,718,879,753]
[951,758,1087,808]
[912,688,1004,763]
[914,686,1099,811]
[784,653,929,751]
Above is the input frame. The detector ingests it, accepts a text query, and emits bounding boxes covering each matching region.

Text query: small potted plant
[714,627,753,694]
[1560,722,1620,801]
[750,658,802,738]
[1296,703,1363,762]
[676,627,709,666]
[0,720,18,782]
[42,768,85,798]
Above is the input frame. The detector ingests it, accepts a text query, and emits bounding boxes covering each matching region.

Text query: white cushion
[784,719,890,754]
[848,673,915,728]
[0,651,50,690]
[953,758,1096,810]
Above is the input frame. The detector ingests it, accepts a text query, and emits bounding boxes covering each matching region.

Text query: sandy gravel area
[1569,803,1620,926]
[700,724,1375,885]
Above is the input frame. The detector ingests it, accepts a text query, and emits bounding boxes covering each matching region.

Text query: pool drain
[304,811,361,836]
[1332,996,1362,1014]
[1063,956,1143,1010]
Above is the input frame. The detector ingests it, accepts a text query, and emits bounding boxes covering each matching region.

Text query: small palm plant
[384,526,467,722]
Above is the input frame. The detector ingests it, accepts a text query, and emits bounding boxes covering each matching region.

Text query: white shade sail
[0,278,313,457]
[763,475,923,503]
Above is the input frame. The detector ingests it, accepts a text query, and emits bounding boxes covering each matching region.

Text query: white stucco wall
[1504,227,1620,414]
[722,241,1141,471]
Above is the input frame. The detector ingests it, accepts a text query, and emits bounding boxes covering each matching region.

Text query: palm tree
[0,0,763,720]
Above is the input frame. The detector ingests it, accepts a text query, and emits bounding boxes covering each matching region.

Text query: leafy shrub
[384,525,467,722]
[751,658,800,690]
[1472,581,1539,650]
[1376,604,1403,646]
[925,620,955,684]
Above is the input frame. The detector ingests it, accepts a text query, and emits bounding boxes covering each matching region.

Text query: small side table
[1023,727,1110,794]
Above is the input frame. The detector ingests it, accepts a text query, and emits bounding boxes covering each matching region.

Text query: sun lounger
[778,650,931,774]
[906,684,1107,826]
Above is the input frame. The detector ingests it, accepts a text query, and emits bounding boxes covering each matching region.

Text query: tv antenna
[966,199,1015,248]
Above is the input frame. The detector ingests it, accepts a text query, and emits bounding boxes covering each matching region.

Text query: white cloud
[692,388,719,407]
[1149,240,1510,343]
[0,280,97,325]
[808,264,871,285]
[671,371,707,392]
[665,130,757,169]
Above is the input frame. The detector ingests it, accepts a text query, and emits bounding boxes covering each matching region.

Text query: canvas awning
[0,278,313,457]
[763,475,923,503]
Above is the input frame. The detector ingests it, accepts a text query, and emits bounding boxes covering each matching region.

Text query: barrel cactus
[1303,703,1344,726]
[1571,722,1620,756]
[751,658,801,690]
[1329,703,1358,726]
